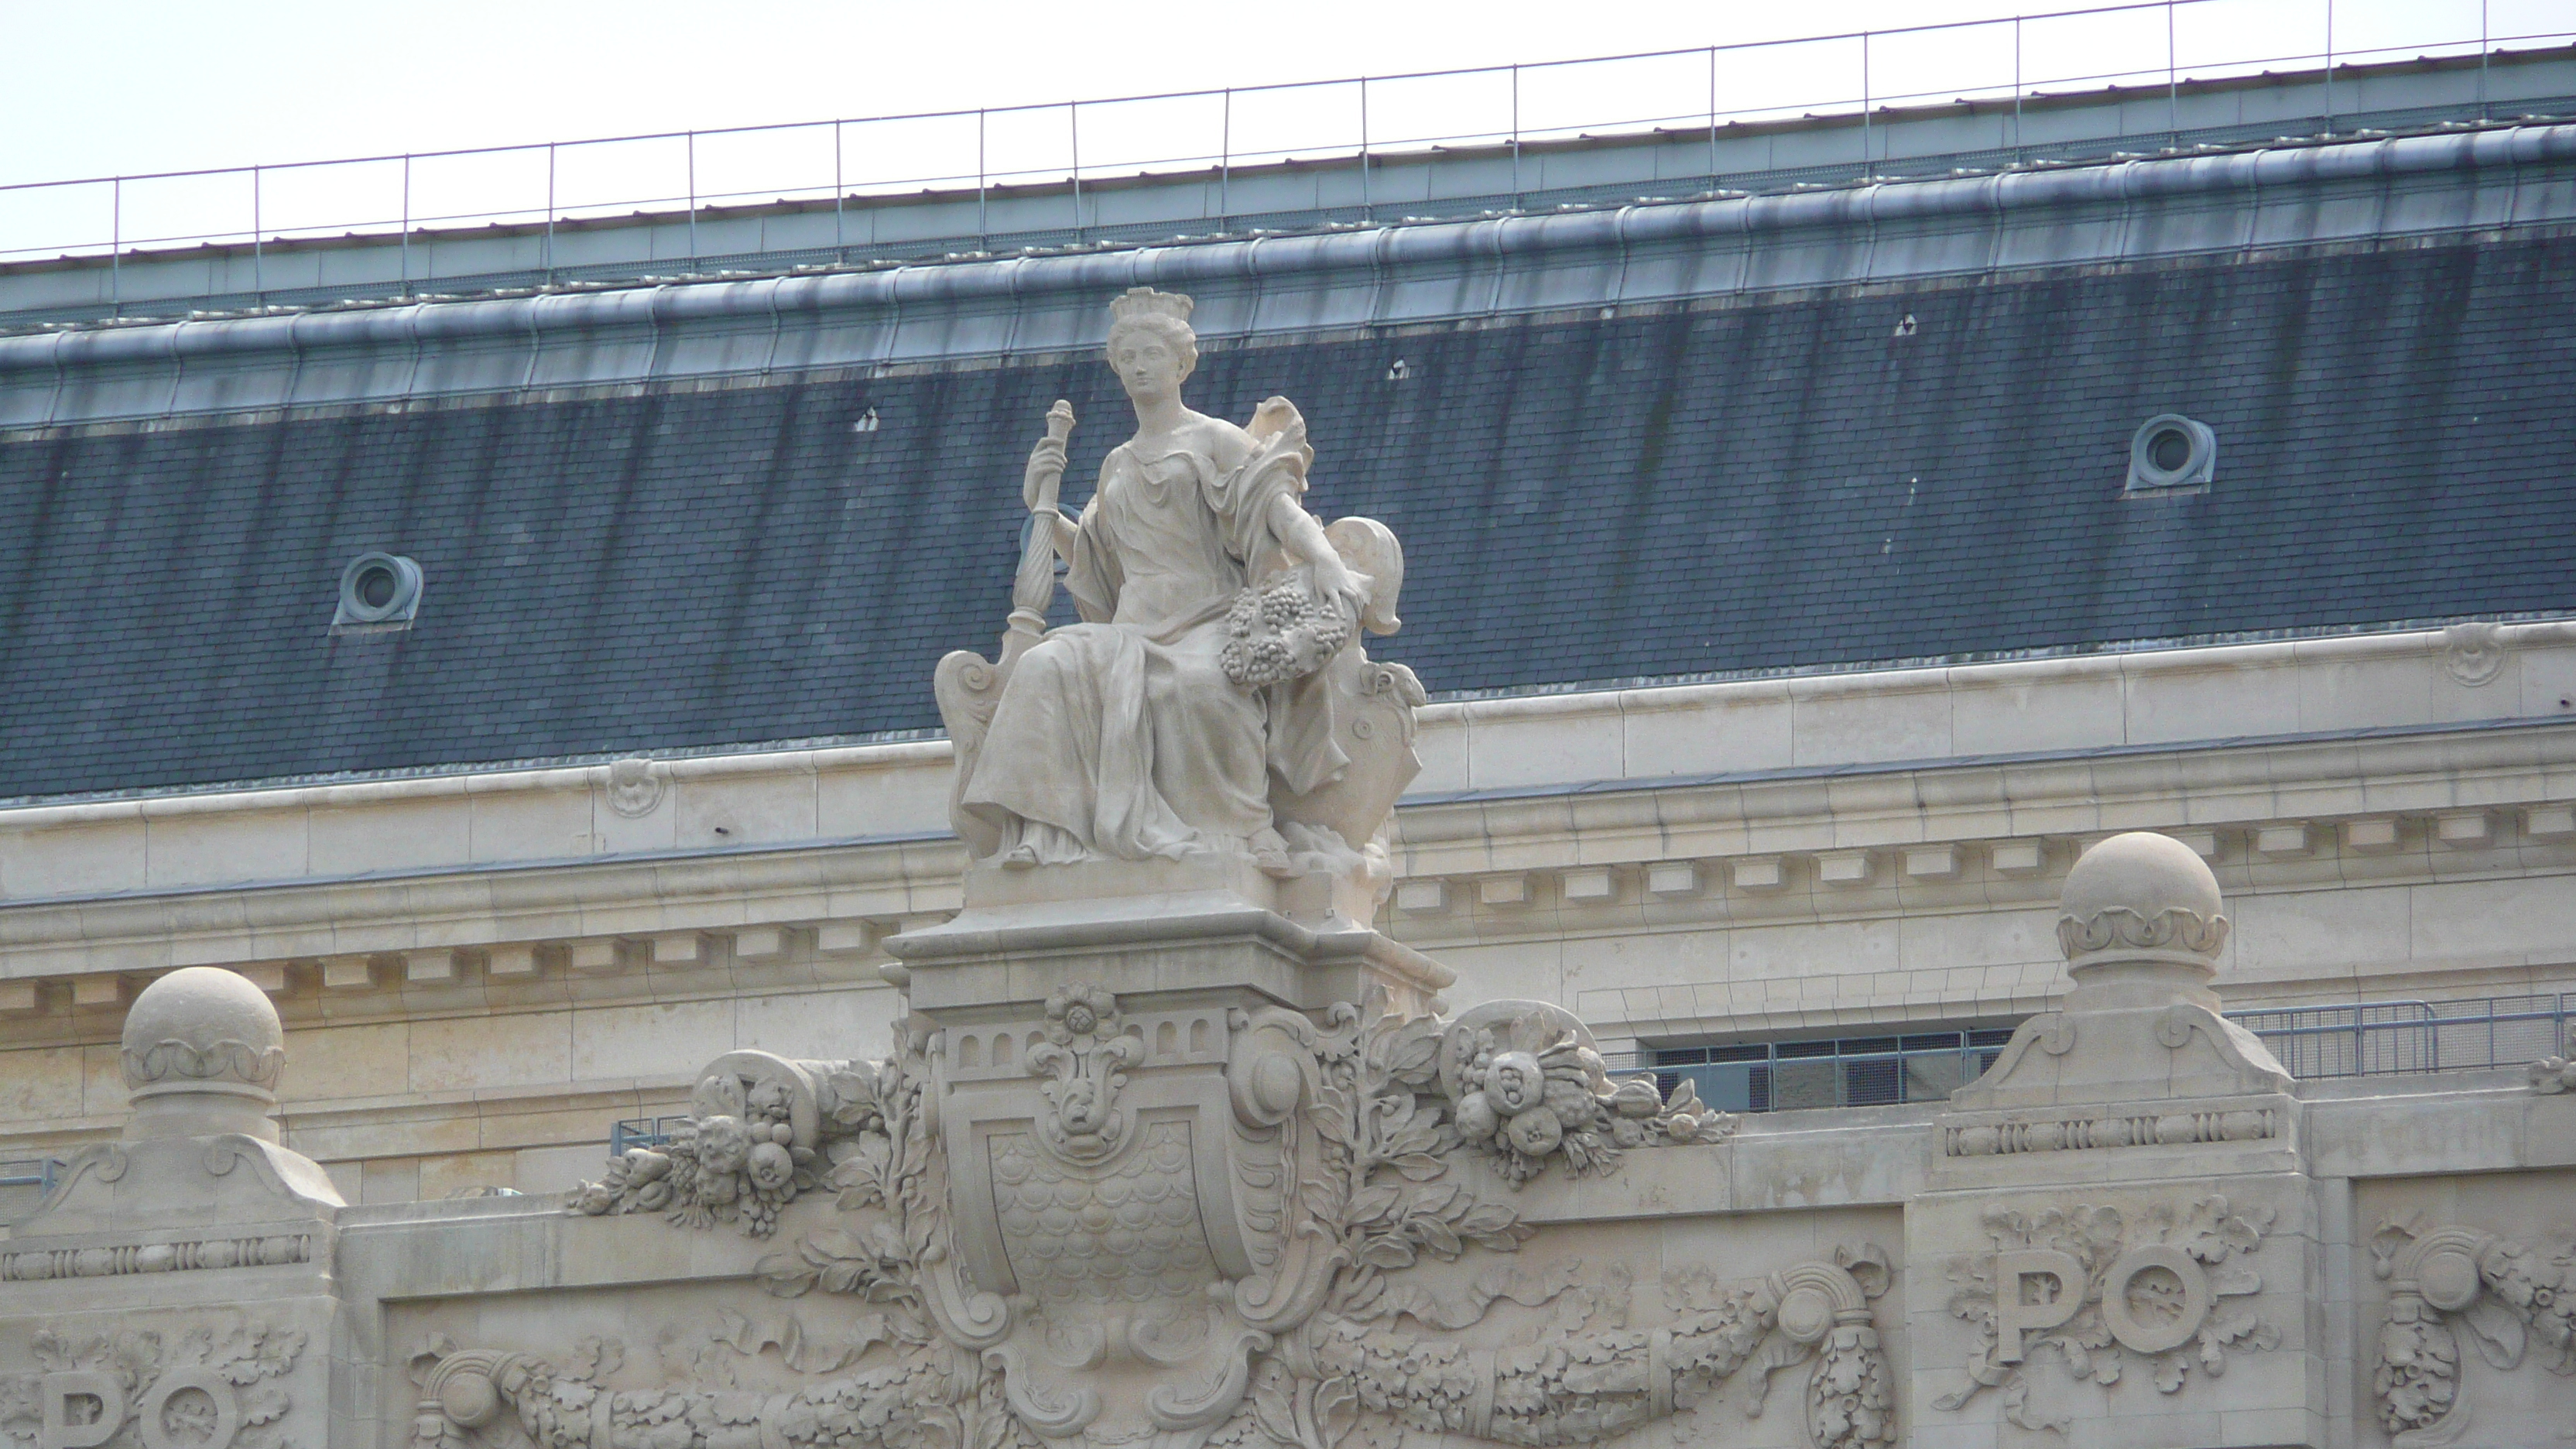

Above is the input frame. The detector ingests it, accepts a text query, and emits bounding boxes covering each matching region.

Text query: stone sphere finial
[2057,831,2229,971]
[119,966,286,1141]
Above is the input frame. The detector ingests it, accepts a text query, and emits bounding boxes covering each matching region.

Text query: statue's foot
[1000,844,1040,870]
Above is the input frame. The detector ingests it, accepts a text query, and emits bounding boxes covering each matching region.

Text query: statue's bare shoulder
[1180,410,1259,472]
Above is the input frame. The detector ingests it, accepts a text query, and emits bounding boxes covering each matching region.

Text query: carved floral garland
[430,995,1890,1449]
[2371,1214,2576,1445]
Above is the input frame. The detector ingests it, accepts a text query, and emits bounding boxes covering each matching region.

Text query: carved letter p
[1992,1249,2088,1364]
[40,1371,126,1449]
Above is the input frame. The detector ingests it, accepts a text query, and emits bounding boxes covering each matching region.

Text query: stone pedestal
[1,968,346,1449]
[886,858,1451,1028]
[1904,833,2324,1449]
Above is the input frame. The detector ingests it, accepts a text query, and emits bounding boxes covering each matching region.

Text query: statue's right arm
[1023,402,1081,558]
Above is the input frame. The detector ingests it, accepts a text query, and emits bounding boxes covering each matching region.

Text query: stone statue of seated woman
[933,288,1423,906]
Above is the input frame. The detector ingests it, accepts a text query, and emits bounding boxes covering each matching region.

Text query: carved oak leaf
[2177,1197,2269,1263]
[1998,1375,2066,1434]
[2153,1353,2189,1393]
[239,1383,291,1427]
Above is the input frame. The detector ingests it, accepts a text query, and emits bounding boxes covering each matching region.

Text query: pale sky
[1,0,2559,259]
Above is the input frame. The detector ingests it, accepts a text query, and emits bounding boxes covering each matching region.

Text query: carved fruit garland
[2370,1214,2576,1445]
[470,998,1882,1449]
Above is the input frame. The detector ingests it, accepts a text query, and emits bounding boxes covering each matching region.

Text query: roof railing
[0,1156,67,1194]
[1601,992,2576,1116]
[2,0,2570,300]
[595,992,2574,1155]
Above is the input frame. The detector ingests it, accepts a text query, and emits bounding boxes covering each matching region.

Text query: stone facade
[5,824,2573,1449]
[3,51,2575,1449]
[4,621,2573,1204]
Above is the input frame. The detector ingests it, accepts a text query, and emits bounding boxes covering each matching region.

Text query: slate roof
[3,233,2573,801]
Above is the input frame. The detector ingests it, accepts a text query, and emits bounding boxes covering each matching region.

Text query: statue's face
[1110,329,1187,402]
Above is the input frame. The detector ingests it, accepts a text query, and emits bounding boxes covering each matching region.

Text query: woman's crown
[1108,287,1194,324]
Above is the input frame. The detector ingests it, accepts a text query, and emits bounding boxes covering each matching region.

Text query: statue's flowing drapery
[957,423,1348,863]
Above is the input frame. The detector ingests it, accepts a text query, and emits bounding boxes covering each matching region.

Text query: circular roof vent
[2126,415,2216,493]
[333,552,424,634]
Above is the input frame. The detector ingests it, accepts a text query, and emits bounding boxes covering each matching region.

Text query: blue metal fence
[0,1157,65,1194]
[1620,993,2576,1116]
[2226,993,2575,1080]
[1629,1029,2021,1113]
[609,1115,696,1156]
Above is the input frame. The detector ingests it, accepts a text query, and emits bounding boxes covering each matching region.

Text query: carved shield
[1273,650,1427,850]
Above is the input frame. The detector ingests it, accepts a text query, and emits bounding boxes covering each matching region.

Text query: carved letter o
[137,1370,241,1449]
[2099,1245,2212,1355]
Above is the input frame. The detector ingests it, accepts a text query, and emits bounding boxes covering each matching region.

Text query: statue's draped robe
[960,429,1347,862]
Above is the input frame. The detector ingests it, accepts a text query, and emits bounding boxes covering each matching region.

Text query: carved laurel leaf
[1250,1366,1300,1447]
[1413,1217,1463,1260]
[1348,1183,1402,1226]
[1389,1153,1445,1182]
[1310,1087,1355,1146]
[1313,1375,1361,1449]
[1356,1236,1418,1270]
[1381,1019,1444,1087]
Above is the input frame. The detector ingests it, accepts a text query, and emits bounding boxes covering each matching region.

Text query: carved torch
[1005,399,1077,659]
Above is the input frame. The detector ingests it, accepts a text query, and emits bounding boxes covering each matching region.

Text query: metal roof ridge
[8,120,2574,382]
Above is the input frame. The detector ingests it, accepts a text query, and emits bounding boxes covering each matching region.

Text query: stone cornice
[0,717,2564,997]
[1389,714,2576,872]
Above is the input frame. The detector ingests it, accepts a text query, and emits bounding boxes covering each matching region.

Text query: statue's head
[1105,288,1198,401]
